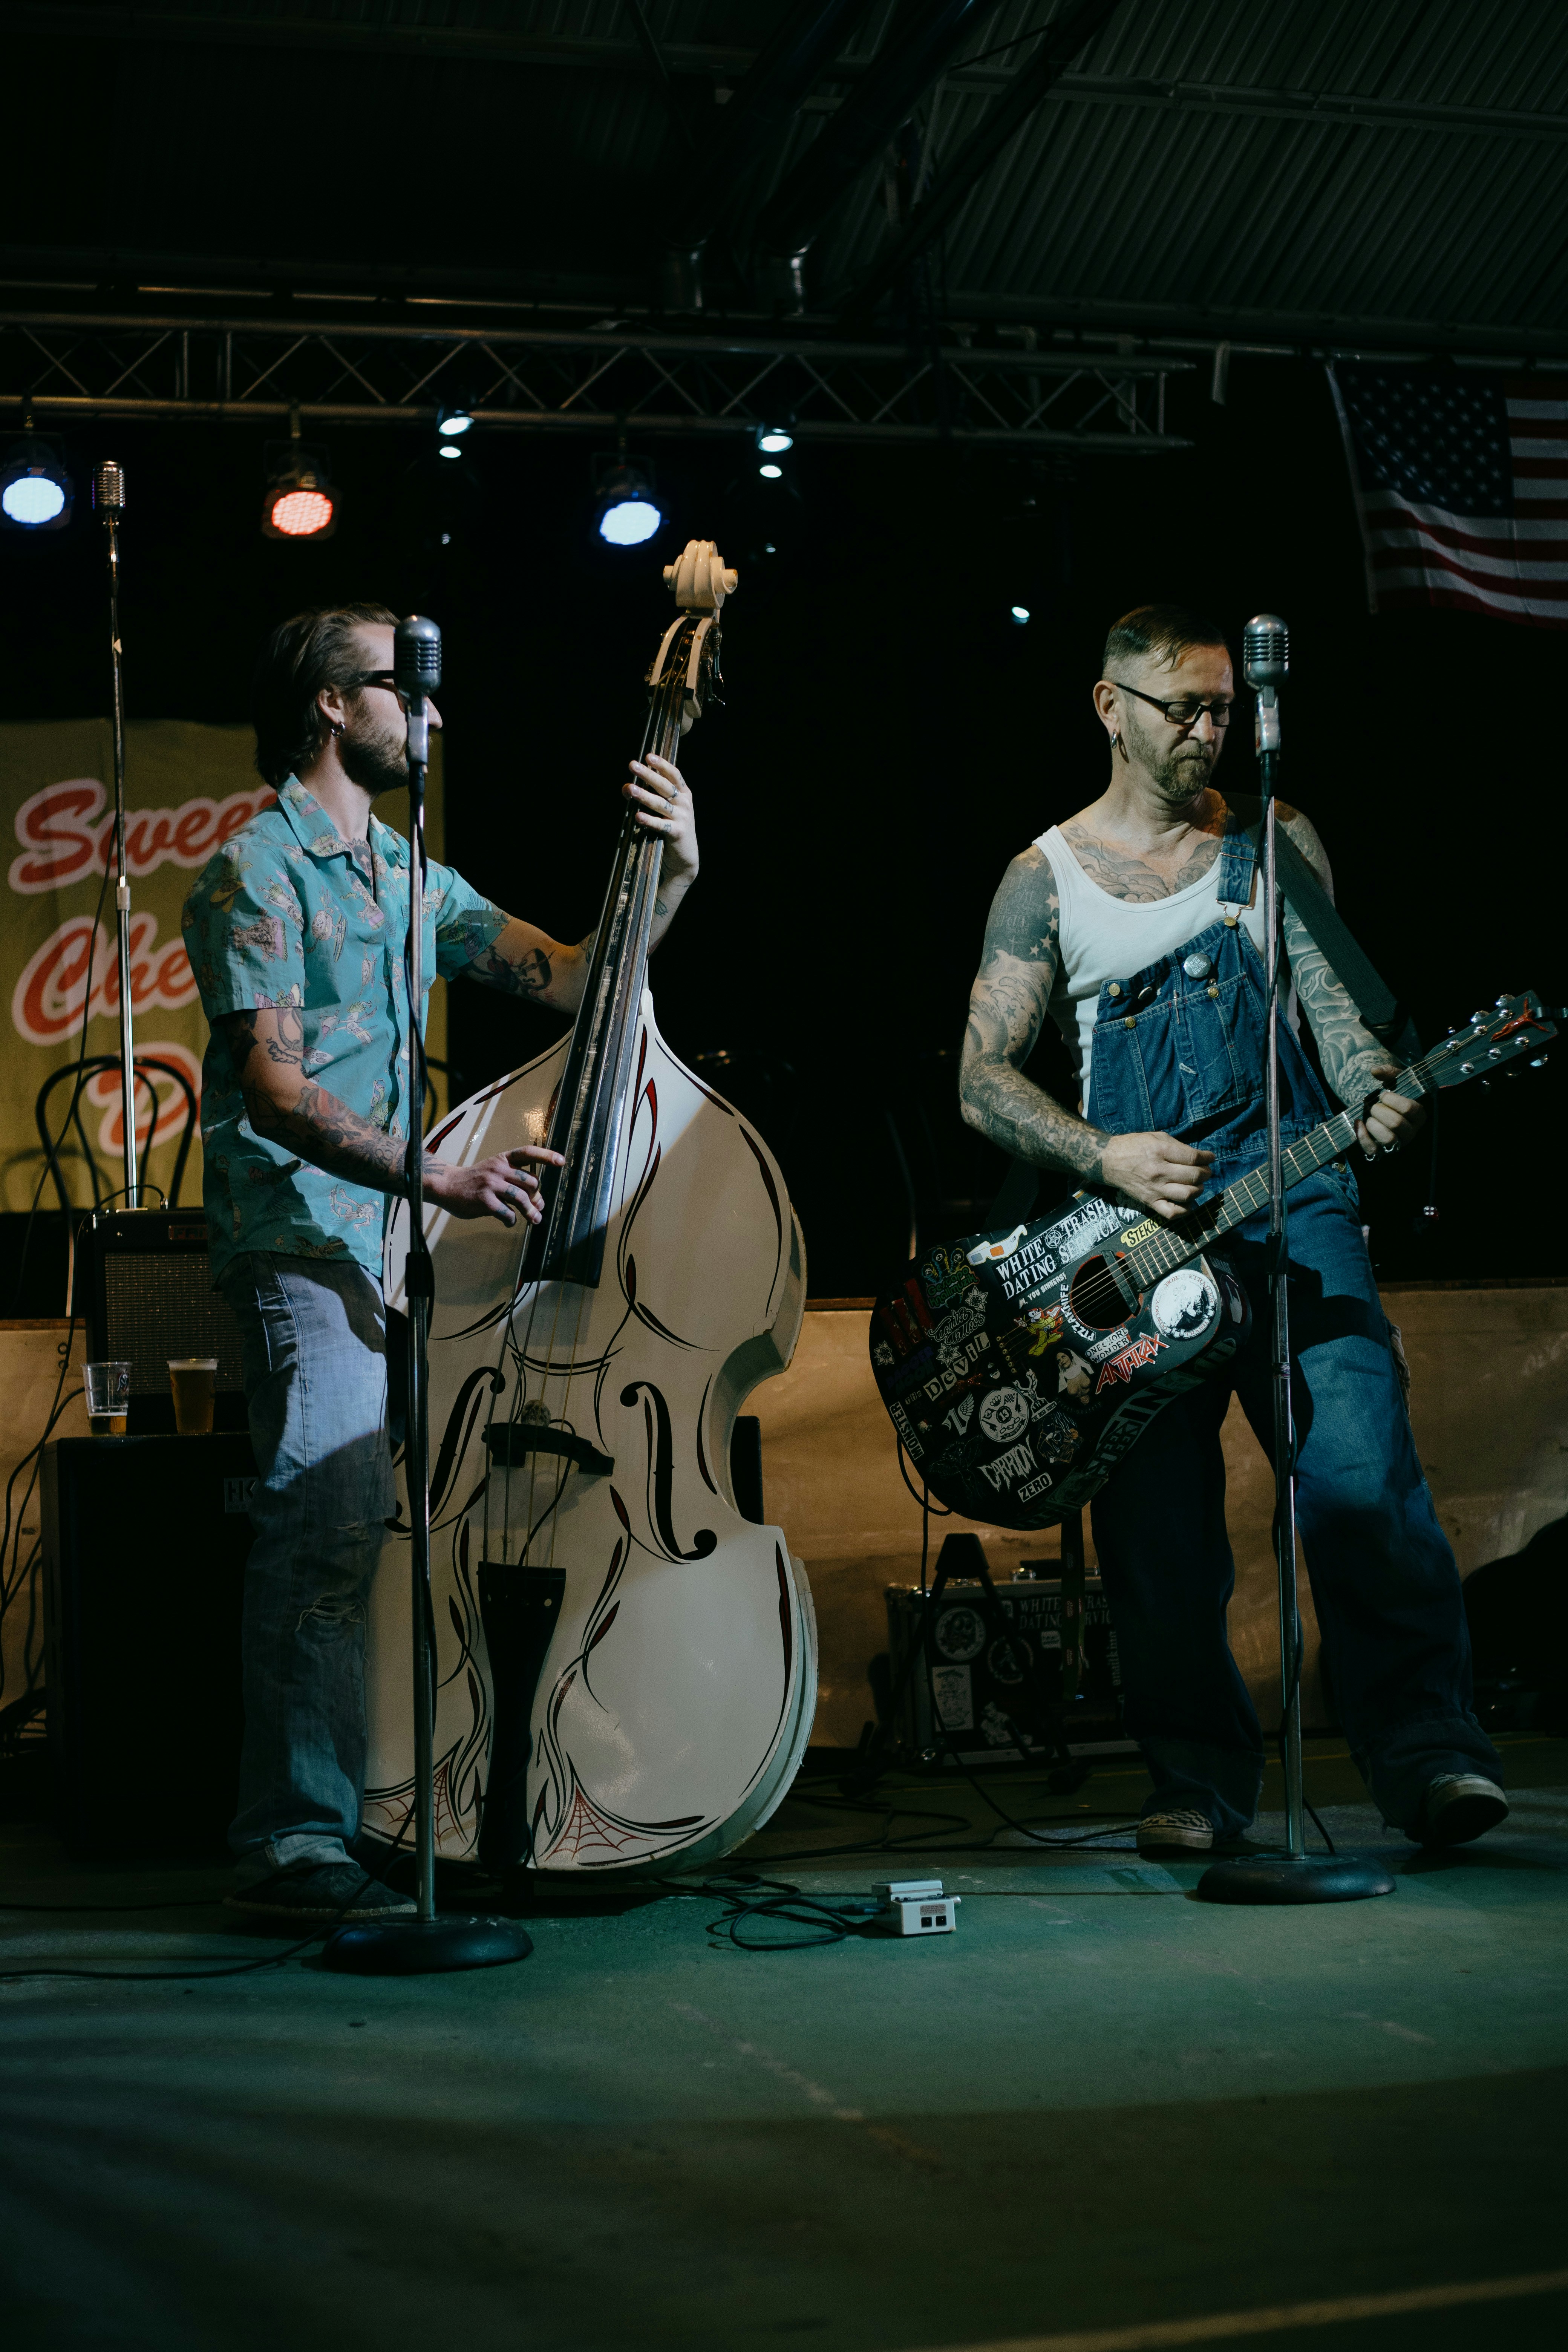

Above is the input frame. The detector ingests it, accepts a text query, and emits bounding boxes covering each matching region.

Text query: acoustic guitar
[870,993,1555,1531]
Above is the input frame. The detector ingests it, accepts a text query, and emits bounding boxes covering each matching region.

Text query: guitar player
[958,603,1505,1859]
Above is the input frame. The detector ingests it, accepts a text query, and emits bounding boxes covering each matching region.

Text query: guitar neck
[1123,1069,1421,1292]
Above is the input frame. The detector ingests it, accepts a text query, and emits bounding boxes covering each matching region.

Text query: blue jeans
[1089,1173,1501,1837]
[218,1253,393,1884]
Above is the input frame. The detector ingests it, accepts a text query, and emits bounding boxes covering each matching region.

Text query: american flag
[1330,363,1568,629]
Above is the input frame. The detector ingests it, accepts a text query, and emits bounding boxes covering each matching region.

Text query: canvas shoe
[1136,1808,1215,1856]
[1418,1773,1508,1848]
[225,1863,416,1923]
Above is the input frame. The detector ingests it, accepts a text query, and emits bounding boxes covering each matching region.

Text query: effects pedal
[871,1877,960,1936]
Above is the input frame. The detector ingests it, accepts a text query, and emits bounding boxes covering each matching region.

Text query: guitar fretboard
[1117,1054,1440,1292]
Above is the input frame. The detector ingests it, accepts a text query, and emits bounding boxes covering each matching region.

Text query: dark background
[9,351,1564,1294]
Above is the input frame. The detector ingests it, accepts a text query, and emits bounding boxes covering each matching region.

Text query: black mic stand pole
[1199,616,1392,1908]
[324,616,531,1977]
[95,461,139,1211]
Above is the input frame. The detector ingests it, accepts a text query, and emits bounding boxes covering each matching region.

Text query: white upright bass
[363,542,815,1877]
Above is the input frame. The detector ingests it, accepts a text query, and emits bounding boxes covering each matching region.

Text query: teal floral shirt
[182,776,508,1279]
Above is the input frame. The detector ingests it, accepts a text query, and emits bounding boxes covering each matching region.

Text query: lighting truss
[0,308,1190,454]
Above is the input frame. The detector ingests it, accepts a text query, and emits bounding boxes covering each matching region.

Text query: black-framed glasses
[351,669,401,692]
[1113,680,1233,730]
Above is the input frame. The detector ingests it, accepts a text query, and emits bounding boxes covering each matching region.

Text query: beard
[338,708,409,798]
[1124,706,1217,809]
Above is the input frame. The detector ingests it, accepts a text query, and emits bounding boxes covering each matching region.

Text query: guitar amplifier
[72,1207,248,1434]
[42,1432,256,1859]
[885,1572,1132,1768]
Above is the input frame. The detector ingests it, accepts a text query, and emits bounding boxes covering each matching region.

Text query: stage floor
[3,1737,1567,2352]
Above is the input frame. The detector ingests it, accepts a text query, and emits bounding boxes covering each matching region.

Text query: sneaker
[225,1863,416,1923]
[1417,1773,1508,1848]
[1136,1808,1215,1856]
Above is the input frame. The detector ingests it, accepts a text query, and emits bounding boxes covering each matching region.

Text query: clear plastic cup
[168,1357,218,1436]
[83,1360,132,1437]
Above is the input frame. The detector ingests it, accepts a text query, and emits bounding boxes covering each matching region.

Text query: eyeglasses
[1113,680,1233,731]
[351,670,401,692]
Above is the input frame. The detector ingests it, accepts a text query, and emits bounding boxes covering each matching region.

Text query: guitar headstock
[1413,991,1556,1093]
[648,539,737,728]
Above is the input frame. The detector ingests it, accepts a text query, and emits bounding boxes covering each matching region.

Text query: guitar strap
[1223,792,1423,1064]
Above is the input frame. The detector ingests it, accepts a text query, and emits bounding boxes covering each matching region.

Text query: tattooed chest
[1063,827,1223,903]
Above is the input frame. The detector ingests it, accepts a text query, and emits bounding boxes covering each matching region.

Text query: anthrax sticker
[1093,1332,1168,1393]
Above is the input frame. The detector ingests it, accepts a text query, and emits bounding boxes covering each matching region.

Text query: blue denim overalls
[1081,819,1498,1838]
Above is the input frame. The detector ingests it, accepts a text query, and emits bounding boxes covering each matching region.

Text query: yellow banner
[1,721,446,1216]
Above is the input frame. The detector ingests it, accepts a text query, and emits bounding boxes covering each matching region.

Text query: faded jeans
[1089,1173,1502,1839]
[218,1252,393,1886]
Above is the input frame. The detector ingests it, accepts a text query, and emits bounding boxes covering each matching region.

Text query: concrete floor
[2,1738,1566,2352]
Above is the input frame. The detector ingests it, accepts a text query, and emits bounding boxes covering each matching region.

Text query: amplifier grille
[103,1256,247,1395]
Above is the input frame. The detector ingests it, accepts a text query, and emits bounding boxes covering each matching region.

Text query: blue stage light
[0,429,74,531]
[1011,604,1031,625]
[758,462,783,480]
[600,497,662,545]
[437,407,473,437]
[595,456,662,546]
[757,426,793,454]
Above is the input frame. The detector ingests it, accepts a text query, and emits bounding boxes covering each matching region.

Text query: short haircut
[1102,603,1229,678]
[251,602,399,787]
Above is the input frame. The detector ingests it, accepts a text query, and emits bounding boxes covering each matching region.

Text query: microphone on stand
[394,614,441,767]
[93,459,126,515]
[1243,613,1288,756]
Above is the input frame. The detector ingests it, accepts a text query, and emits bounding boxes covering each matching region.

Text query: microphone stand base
[321,1915,535,1975]
[1196,1854,1396,1906]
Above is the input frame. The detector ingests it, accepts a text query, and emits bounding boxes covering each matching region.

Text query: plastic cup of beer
[83,1360,132,1437]
[168,1357,218,1436]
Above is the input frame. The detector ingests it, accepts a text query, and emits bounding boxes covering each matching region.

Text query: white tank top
[1037,823,1266,1104]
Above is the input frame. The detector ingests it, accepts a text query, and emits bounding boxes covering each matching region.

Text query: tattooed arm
[216,1006,562,1226]
[958,848,1214,1220]
[464,918,596,1013]
[1279,808,1425,1155]
[463,752,698,1011]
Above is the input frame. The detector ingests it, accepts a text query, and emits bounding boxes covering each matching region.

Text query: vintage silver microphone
[1201,615,1391,1906]
[93,461,139,1211]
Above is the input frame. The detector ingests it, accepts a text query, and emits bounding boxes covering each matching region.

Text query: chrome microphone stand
[325,616,532,1977]
[95,461,139,1210]
[1199,616,1392,1907]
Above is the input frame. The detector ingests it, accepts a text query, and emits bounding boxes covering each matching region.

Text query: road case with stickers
[883,1574,1130,1769]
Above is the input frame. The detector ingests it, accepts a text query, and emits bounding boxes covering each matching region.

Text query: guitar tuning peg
[1530,1055,1549,1068]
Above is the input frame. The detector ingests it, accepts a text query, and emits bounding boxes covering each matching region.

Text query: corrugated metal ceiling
[3,0,1565,352]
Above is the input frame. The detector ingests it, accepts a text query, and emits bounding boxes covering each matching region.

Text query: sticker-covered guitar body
[871,1196,1249,1529]
[871,991,1556,1531]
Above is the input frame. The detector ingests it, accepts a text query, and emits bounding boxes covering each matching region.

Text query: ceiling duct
[660,0,876,313]
[752,0,1007,313]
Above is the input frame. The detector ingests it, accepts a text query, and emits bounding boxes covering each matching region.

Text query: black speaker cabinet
[42,1433,256,1859]
[73,1207,248,1433]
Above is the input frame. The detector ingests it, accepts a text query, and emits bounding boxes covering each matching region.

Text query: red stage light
[267,485,334,538]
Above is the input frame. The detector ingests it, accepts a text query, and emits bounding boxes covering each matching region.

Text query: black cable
[896,1431,951,1518]
[0,1804,419,1984]
[699,1871,882,1952]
